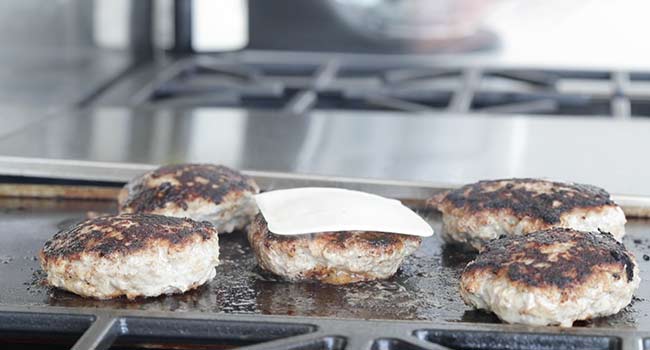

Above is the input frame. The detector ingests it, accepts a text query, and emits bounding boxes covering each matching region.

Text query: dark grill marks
[121,164,258,213]
[251,214,419,251]
[357,232,403,249]
[41,214,216,259]
[463,228,635,289]
[438,178,614,224]
[255,215,296,243]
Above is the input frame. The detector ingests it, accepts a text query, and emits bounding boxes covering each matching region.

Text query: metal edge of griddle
[0,156,451,200]
[0,304,647,350]
[0,155,650,216]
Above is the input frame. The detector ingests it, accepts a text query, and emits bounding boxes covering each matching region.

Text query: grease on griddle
[3,203,650,329]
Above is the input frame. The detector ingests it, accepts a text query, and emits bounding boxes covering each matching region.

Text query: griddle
[1,161,650,350]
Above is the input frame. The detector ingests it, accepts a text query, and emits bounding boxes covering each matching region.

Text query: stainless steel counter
[0,106,649,196]
[0,49,133,107]
[0,106,53,138]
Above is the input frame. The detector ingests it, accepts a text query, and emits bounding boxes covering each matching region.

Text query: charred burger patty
[429,178,626,250]
[40,214,220,299]
[118,163,259,234]
[247,214,421,284]
[460,228,639,327]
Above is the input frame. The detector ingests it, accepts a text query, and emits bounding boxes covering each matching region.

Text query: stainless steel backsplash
[0,0,156,52]
[0,0,94,49]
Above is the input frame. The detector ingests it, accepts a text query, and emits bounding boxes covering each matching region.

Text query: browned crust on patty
[250,214,421,255]
[119,164,258,213]
[429,178,615,224]
[40,214,216,261]
[302,267,379,284]
[87,279,209,300]
[463,228,635,289]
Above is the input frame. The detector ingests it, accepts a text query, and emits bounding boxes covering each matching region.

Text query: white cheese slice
[254,187,433,237]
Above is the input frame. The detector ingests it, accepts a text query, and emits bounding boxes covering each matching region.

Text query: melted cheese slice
[254,187,433,237]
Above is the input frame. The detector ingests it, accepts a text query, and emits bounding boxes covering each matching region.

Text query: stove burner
[140,55,650,118]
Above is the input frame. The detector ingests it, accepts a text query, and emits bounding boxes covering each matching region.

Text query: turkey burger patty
[118,163,259,233]
[460,228,639,327]
[40,214,220,299]
[429,178,626,250]
[247,214,421,284]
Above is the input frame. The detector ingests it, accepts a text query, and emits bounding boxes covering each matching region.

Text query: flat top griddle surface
[1,198,649,330]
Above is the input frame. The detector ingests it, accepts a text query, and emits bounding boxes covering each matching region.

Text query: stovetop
[95,51,650,118]
[5,50,650,197]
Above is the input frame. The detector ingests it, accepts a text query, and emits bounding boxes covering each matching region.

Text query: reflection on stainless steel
[0,50,133,107]
[0,107,52,139]
[0,107,650,197]
[328,0,495,41]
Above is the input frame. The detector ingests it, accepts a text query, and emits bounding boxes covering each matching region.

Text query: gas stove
[95,51,650,118]
[6,2,650,350]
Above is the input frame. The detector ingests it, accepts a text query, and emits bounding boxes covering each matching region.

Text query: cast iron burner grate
[0,308,632,350]
[137,54,650,118]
